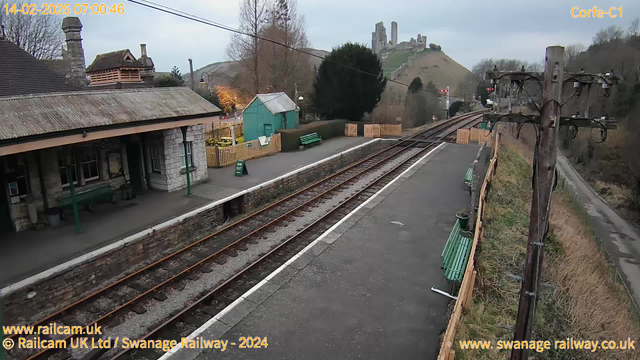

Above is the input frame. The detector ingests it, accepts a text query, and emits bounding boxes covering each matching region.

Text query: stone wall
[3,202,224,324]
[163,125,208,192]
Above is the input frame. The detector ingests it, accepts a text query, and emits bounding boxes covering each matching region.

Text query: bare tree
[628,17,640,37]
[261,0,312,98]
[0,0,64,59]
[226,0,269,96]
[593,25,624,45]
[564,43,586,69]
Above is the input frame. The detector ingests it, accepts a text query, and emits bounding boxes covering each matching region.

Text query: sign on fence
[235,160,248,177]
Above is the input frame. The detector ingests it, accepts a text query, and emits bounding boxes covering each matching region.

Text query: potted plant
[456,209,470,229]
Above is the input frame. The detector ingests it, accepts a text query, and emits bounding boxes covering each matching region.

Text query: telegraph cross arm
[482,113,618,130]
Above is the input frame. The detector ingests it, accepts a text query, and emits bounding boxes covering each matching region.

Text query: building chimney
[138,43,155,84]
[61,17,87,86]
[140,44,147,57]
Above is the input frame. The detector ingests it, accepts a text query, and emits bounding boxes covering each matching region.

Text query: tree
[260,0,312,99]
[312,43,386,121]
[0,0,64,59]
[153,66,184,87]
[226,0,269,96]
[593,25,624,44]
[170,66,184,83]
[628,17,639,38]
[408,77,423,93]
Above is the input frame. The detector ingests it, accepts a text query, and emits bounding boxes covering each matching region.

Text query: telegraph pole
[510,46,564,360]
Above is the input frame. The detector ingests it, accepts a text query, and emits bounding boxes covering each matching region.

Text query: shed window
[151,146,163,173]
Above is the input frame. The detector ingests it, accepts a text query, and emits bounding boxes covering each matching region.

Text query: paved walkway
[557,155,640,308]
[168,143,480,360]
[0,137,371,287]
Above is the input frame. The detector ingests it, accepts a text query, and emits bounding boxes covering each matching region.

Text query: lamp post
[199,72,214,103]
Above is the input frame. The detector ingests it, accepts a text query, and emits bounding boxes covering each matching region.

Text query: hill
[184,48,329,88]
[382,49,474,95]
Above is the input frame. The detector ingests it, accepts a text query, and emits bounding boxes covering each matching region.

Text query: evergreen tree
[312,43,386,121]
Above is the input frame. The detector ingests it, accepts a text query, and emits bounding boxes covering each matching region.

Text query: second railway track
[6,112,483,360]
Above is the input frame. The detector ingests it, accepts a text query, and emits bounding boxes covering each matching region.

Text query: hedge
[277,120,346,152]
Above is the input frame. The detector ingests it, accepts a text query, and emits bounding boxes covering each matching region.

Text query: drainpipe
[180,126,192,196]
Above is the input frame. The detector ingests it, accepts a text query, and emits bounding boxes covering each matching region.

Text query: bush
[428,43,442,51]
[278,120,346,151]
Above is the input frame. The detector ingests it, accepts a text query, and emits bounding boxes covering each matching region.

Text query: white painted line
[160,142,447,359]
[1,139,383,297]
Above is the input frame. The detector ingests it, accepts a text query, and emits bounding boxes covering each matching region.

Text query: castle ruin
[371,21,426,55]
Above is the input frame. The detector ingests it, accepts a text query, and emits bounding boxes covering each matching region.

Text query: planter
[46,207,61,227]
[461,230,473,238]
[456,213,469,229]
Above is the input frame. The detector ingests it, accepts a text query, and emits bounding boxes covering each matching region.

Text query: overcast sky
[64,0,639,72]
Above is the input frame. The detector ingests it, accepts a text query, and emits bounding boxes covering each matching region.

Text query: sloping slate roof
[86,49,144,72]
[0,87,221,141]
[246,92,297,115]
[0,40,81,97]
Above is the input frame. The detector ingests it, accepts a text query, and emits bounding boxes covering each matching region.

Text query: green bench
[58,183,115,213]
[464,166,473,190]
[441,219,473,283]
[300,132,322,148]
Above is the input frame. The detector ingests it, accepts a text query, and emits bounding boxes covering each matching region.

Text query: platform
[0,137,372,288]
[167,142,480,360]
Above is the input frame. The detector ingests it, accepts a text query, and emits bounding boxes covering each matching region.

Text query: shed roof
[0,39,81,97]
[0,87,221,142]
[245,92,297,115]
[86,49,144,72]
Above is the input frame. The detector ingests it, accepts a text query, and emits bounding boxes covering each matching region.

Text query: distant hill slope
[383,49,473,95]
[184,48,329,88]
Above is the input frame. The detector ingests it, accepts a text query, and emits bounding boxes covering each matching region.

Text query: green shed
[242,92,299,141]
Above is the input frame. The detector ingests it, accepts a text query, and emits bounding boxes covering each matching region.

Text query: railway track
[6,111,483,360]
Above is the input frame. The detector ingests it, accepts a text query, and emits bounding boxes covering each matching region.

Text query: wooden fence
[206,133,281,167]
[457,128,491,145]
[345,124,358,137]
[206,124,244,140]
[379,124,402,136]
[437,133,500,360]
[364,124,403,138]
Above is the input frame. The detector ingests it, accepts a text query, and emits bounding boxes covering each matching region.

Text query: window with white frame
[179,142,193,169]
[80,146,100,182]
[150,146,163,173]
[58,151,78,188]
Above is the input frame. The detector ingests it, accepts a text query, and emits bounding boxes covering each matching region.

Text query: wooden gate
[364,124,381,138]
[345,124,358,137]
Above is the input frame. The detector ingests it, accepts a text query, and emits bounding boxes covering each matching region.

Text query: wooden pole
[510,46,564,360]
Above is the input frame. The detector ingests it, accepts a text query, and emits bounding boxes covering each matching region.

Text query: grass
[382,50,414,76]
[453,137,640,360]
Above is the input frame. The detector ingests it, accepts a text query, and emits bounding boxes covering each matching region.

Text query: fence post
[215,145,221,168]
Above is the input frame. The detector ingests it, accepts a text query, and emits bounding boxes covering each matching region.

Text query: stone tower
[61,17,87,86]
[371,22,388,55]
[391,21,398,47]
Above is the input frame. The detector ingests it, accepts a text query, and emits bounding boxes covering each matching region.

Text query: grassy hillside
[382,50,414,76]
[388,49,473,94]
[453,138,640,360]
